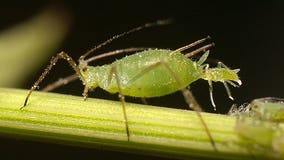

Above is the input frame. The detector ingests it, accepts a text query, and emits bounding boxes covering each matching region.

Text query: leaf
[0,6,71,87]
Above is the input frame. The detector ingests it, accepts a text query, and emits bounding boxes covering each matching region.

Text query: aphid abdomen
[98,49,203,97]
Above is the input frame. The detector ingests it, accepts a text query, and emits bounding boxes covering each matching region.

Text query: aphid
[230,97,284,122]
[249,97,284,122]
[22,20,241,150]
[234,115,284,157]
[233,97,284,156]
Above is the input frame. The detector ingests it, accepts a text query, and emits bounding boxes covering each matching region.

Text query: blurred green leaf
[0,6,71,87]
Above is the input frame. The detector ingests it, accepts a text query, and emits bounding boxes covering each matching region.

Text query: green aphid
[250,97,284,122]
[22,20,241,151]
[235,116,284,157]
[230,97,284,121]
[232,97,284,157]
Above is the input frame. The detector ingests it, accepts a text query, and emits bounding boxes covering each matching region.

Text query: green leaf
[0,6,70,87]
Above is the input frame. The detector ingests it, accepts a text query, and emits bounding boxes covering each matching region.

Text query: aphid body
[82,49,240,99]
[233,97,284,157]
[250,97,284,122]
[234,116,284,157]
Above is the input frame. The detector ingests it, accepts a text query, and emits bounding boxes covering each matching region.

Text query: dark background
[1,1,284,159]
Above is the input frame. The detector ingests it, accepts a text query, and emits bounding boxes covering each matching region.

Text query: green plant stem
[0,88,279,159]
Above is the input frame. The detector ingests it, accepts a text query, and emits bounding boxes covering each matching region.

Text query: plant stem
[0,88,280,159]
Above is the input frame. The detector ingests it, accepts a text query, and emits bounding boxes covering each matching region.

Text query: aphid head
[217,68,241,84]
[202,63,241,110]
[203,67,241,85]
[79,65,99,91]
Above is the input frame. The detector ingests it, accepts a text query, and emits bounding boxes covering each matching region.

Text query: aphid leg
[180,88,217,151]
[21,51,82,109]
[203,63,217,110]
[109,65,130,141]
[208,80,217,110]
[222,81,234,100]
[83,86,89,100]
[204,64,216,111]
[126,61,217,151]
[41,74,78,92]
[141,98,148,105]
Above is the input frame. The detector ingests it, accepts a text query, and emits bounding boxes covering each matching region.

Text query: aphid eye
[253,105,258,109]
[82,67,87,72]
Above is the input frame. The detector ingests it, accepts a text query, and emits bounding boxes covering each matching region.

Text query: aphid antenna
[86,47,155,64]
[79,19,172,62]
[184,42,215,58]
[173,36,211,54]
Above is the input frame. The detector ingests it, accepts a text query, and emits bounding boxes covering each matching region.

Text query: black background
[1,1,284,159]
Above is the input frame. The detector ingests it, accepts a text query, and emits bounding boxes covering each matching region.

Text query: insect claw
[237,80,242,86]
[21,96,30,109]
[212,104,217,111]
[23,99,28,108]
[20,105,25,110]
[82,93,88,100]
[229,96,234,100]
